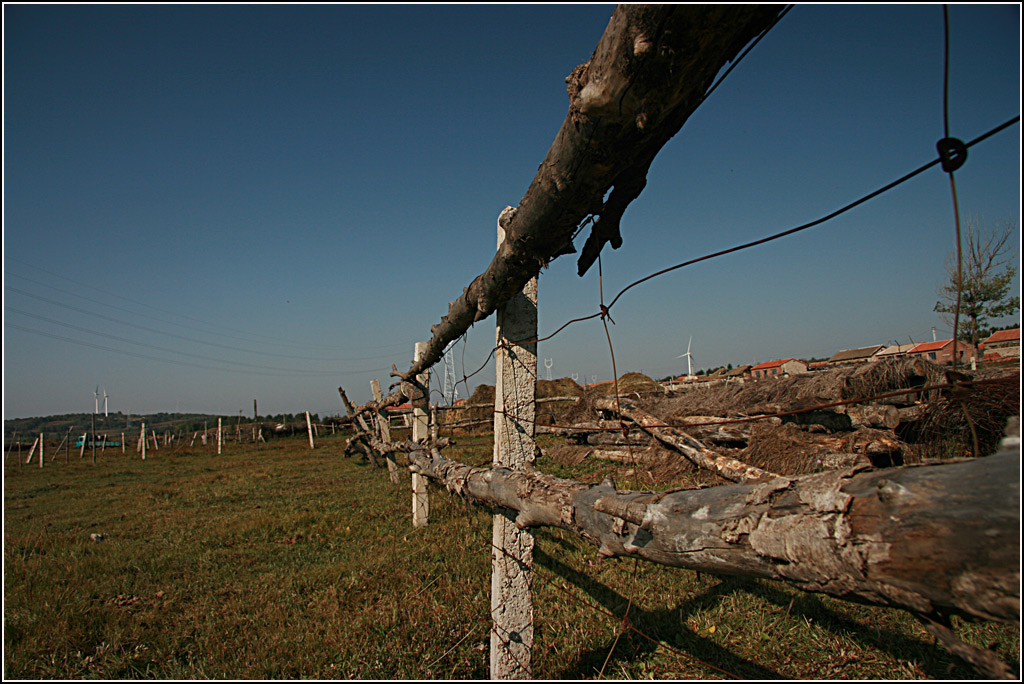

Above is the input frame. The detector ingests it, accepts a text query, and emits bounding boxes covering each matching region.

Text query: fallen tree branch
[594,397,777,483]
[367,435,452,454]
[406,445,1020,676]
[396,5,786,384]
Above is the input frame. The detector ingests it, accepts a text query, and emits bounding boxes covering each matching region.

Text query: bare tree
[934,217,1020,351]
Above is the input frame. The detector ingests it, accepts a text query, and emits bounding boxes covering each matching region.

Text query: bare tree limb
[594,396,778,482]
[407,447,1019,630]
[396,5,786,383]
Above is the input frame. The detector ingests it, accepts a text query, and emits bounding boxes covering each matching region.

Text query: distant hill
[3,411,330,439]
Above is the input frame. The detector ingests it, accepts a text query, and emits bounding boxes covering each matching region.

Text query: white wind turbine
[103,388,109,418]
[94,386,100,414]
[677,336,696,380]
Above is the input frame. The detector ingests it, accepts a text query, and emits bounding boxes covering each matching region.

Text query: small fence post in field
[306,411,315,449]
[26,435,39,466]
[490,208,537,679]
[121,432,125,455]
[218,418,223,455]
[5,430,16,466]
[371,379,401,485]
[39,433,44,468]
[51,427,71,463]
[80,433,88,460]
[410,341,430,527]
[141,423,147,460]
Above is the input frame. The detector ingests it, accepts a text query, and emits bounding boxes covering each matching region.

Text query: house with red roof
[981,328,1020,358]
[908,339,977,365]
[751,358,808,379]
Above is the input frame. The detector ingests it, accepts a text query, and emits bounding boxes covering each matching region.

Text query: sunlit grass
[4,432,1019,679]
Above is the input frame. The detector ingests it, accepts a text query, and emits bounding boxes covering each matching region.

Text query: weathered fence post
[26,435,39,466]
[120,432,125,455]
[38,433,44,468]
[371,379,401,485]
[51,428,71,463]
[490,208,538,679]
[141,423,147,460]
[306,411,315,449]
[411,342,430,527]
[5,431,15,466]
[218,417,223,455]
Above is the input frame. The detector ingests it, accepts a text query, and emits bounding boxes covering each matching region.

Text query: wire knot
[936,137,968,173]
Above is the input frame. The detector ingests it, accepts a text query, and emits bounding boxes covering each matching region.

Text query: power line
[5,285,405,364]
[4,263,415,356]
[5,306,382,376]
[5,322,380,378]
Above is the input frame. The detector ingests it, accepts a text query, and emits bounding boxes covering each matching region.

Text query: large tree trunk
[408,445,1019,675]
[397,5,785,383]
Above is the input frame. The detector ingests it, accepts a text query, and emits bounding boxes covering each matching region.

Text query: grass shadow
[535,547,783,679]
[742,579,1017,680]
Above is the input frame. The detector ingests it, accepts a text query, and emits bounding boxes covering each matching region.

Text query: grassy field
[4,432,1019,679]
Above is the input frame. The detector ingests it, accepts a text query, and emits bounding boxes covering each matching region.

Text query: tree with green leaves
[934,217,1020,351]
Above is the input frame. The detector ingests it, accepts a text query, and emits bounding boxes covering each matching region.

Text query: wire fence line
[334,6,1020,678]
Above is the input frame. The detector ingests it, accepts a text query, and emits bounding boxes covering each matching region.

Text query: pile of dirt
[537,377,585,398]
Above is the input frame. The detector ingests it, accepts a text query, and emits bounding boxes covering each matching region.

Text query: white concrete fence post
[490,207,537,679]
[411,341,430,527]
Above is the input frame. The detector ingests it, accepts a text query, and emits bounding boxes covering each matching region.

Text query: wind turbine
[677,336,695,380]
[94,386,100,414]
[103,388,109,418]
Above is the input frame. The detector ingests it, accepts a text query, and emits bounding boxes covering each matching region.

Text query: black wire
[703,4,794,102]
[605,115,1020,312]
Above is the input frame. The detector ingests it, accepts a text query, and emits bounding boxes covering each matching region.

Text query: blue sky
[3,3,1021,420]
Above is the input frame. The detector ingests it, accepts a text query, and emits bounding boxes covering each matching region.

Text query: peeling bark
[407,447,1020,628]
[366,436,452,454]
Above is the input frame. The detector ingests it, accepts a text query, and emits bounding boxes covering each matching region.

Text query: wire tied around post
[936,137,968,172]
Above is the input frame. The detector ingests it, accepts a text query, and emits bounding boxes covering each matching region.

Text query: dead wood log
[397,6,786,384]
[586,431,654,447]
[595,397,777,483]
[407,446,1019,677]
[896,404,928,424]
[588,446,661,464]
[367,436,452,453]
[842,404,900,429]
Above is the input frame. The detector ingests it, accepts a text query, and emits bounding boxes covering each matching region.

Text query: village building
[751,359,808,379]
[724,365,752,379]
[874,343,919,360]
[908,339,977,365]
[826,345,885,366]
[981,328,1020,358]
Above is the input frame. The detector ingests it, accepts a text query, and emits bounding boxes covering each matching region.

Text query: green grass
[4,433,1019,679]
